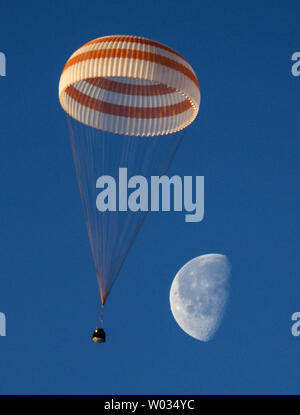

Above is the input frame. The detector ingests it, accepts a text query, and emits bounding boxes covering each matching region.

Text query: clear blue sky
[0,0,300,394]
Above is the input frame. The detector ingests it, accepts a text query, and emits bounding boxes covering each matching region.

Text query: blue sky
[0,0,300,394]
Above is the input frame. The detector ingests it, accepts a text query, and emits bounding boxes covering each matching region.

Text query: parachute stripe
[85,77,177,96]
[62,90,195,136]
[82,35,186,61]
[62,49,199,90]
[74,80,185,108]
[65,84,192,118]
[71,37,193,75]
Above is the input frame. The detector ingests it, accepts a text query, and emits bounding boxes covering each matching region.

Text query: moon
[169,254,230,341]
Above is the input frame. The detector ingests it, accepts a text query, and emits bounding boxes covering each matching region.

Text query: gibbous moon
[169,254,230,341]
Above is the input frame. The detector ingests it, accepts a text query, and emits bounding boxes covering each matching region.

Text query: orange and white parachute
[59,35,200,312]
[59,35,200,136]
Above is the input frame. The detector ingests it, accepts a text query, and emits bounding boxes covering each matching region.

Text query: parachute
[59,35,200,327]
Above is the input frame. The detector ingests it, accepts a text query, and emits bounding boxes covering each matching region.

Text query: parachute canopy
[59,35,200,136]
[59,35,200,308]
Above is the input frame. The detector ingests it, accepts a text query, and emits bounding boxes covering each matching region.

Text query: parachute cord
[99,305,104,328]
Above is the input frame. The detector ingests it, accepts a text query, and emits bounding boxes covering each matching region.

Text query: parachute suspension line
[99,303,104,327]
[67,115,100,285]
[67,110,186,307]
